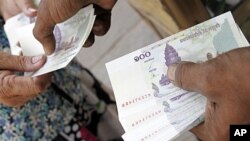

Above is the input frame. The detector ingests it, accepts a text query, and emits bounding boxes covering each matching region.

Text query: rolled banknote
[4,5,96,77]
[106,12,249,141]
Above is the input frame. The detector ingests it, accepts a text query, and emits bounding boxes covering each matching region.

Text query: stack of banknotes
[4,4,96,77]
[106,12,249,141]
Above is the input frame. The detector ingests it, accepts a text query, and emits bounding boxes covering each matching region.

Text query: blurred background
[76,0,249,140]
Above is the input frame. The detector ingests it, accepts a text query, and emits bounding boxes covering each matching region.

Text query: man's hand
[0,52,51,107]
[167,47,250,141]
[0,0,37,20]
[33,0,117,54]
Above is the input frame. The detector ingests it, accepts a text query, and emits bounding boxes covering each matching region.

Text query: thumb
[33,25,56,55]
[167,61,214,95]
[15,0,37,17]
[0,52,46,72]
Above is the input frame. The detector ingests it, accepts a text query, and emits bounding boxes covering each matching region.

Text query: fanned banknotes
[4,5,96,76]
[106,12,249,141]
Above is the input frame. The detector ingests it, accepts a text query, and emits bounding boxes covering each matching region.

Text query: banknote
[4,5,96,76]
[106,12,249,141]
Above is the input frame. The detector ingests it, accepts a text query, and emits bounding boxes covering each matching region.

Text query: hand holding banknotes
[0,52,51,107]
[33,0,117,54]
[0,0,52,107]
[168,47,250,141]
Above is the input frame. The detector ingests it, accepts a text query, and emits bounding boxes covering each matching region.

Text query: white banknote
[4,5,96,76]
[106,12,249,141]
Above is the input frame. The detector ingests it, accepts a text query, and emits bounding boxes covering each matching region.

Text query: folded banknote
[106,12,249,141]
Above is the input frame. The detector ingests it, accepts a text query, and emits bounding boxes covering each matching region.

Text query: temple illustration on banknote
[153,43,181,98]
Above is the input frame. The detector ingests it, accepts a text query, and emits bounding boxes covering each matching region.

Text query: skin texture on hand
[167,47,250,141]
[33,0,117,54]
[0,0,37,20]
[0,0,52,107]
[0,52,51,107]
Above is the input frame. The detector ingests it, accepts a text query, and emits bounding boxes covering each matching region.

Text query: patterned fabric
[53,101,98,141]
[0,17,120,141]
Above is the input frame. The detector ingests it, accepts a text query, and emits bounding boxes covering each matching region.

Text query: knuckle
[5,75,14,88]
[16,56,27,71]
[34,79,50,93]
[34,81,45,93]
[0,53,11,68]
[176,62,190,88]
[0,73,14,98]
[0,89,8,98]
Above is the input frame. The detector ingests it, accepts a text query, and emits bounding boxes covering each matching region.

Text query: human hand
[0,0,37,20]
[33,0,117,55]
[167,47,250,141]
[0,52,51,107]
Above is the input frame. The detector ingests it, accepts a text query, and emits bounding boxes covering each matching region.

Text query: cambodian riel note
[4,5,96,77]
[106,12,249,141]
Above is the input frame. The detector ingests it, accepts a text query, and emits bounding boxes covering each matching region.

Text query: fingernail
[167,64,178,82]
[27,8,37,13]
[32,55,43,64]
